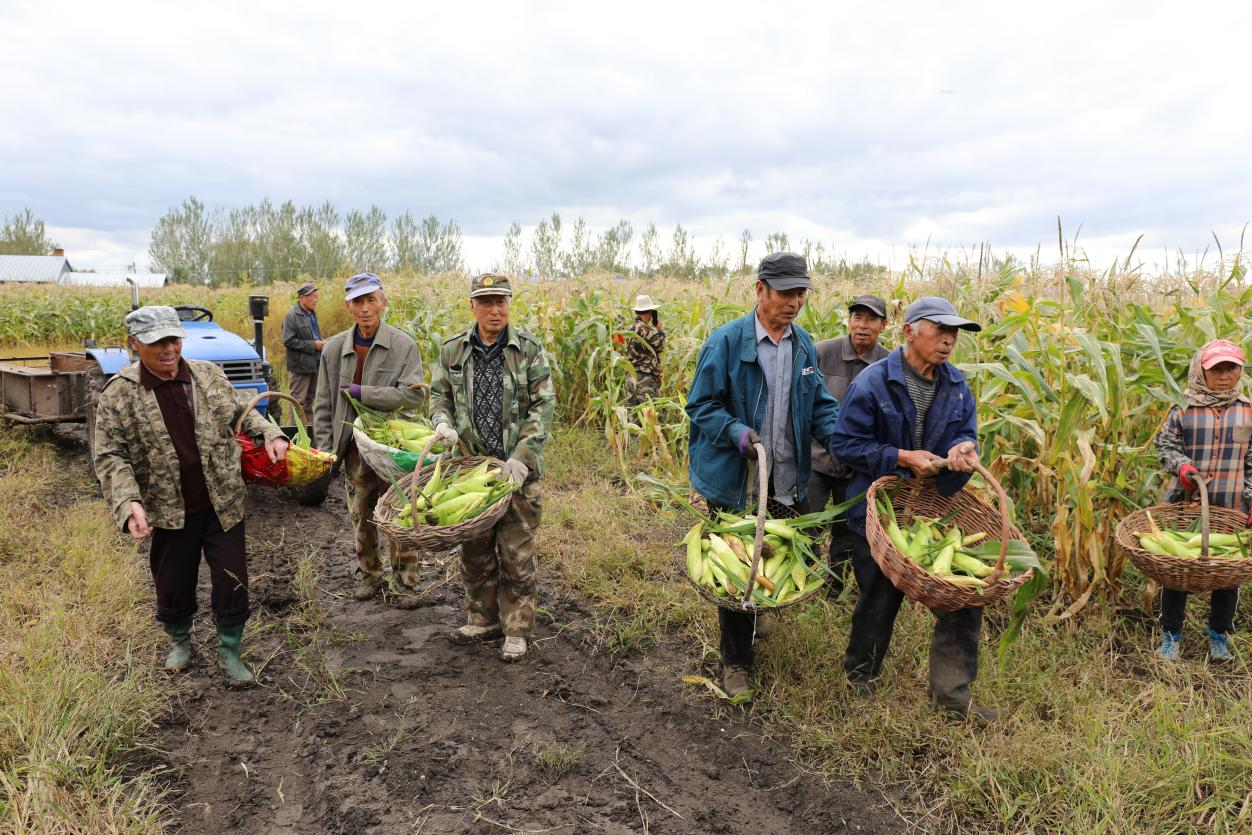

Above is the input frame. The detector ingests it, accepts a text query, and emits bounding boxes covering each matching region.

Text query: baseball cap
[344,272,384,301]
[848,294,887,318]
[470,273,513,298]
[296,283,317,297]
[903,296,981,332]
[1200,340,1245,369]
[125,306,187,344]
[757,252,812,291]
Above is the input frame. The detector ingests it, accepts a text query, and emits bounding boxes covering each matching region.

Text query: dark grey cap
[125,305,187,344]
[757,251,811,291]
[848,294,887,318]
[296,282,317,297]
[903,296,981,331]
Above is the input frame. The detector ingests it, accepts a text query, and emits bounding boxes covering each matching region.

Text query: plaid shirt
[1155,399,1252,512]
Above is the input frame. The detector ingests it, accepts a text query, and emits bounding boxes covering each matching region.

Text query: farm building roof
[0,255,73,283]
[60,271,168,288]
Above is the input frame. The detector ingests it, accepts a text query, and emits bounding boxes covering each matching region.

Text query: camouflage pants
[625,372,660,408]
[460,480,541,636]
[343,446,420,584]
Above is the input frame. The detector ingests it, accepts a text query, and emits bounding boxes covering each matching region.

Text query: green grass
[0,427,170,833]
[542,427,1252,834]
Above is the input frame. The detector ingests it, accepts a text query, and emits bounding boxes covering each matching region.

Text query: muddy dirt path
[154,476,911,834]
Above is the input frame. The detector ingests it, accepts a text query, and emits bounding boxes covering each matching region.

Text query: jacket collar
[340,320,398,355]
[885,346,960,387]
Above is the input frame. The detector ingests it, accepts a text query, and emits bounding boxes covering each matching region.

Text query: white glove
[502,457,529,486]
[433,423,459,447]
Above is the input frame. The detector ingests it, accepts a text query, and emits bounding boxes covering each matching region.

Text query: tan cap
[470,273,513,298]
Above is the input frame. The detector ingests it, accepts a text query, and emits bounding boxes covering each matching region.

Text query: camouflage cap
[125,305,187,344]
[470,273,513,299]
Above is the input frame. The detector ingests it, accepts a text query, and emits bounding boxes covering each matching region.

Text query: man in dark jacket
[806,294,890,592]
[283,283,324,423]
[686,252,841,698]
[829,296,994,721]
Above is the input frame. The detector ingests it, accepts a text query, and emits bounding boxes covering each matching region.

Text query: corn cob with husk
[393,459,517,527]
[681,512,830,606]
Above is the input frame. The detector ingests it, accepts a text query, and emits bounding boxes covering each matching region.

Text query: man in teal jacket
[685,252,840,698]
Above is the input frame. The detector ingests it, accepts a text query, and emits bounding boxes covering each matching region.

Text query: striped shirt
[902,359,936,448]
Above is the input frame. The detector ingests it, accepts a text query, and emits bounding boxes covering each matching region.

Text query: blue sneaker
[1207,629,1234,663]
[1155,630,1181,660]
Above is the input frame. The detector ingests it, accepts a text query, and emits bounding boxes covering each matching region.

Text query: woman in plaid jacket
[1153,339,1251,662]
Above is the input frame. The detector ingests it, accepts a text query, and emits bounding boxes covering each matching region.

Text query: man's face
[470,294,511,333]
[755,282,807,330]
[345,291,387,328]
[904,319,959,366]
[131,335,182,376]
[848,308,886,352]
[1204,361,1243,393]
[299,291,318,312]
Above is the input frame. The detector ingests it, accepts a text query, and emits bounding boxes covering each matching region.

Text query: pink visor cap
[1200,340,1246,369]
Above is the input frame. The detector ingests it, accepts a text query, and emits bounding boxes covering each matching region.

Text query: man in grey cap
[805,294,890,593]
[283,283,324,424]
[93,306,288,686]
[829,296,993,721]
[685,252,841,698]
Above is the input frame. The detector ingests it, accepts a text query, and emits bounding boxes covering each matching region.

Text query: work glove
[502,457,529,486]
[736,428,762,460]
[1178,463,1200,490]
[433,422,459,447]
[339,383,362,400]
[1246,510,1252,529]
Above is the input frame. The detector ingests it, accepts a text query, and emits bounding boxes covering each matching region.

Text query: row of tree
[145,197,465,284]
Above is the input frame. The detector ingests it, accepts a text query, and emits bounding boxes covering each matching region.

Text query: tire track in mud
[156,478,911,834]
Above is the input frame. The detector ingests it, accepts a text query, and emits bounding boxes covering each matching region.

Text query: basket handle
[939,458,1012,582]
[742,442,768,604]
[406,435,439,537]
[235,390,303,435]
[1195,474,1211,558]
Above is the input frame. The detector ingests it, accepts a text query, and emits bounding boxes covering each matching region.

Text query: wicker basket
[373,446,513,550]
[352,416,450,482]
[235,391,335,488]
[1114,476,1252,593]
[865,463,1034,613]
[682,443,828,614]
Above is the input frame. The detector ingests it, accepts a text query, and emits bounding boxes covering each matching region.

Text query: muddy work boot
[162,619,194,672]
[1155,630,1182,661]
[721,665,751,699]
[352,572,386,601]
[448,623,503,645]
[847,676,875,700]
[499,636,528,662]
[1207,628,1234,663]
[215,624,255,687]
[935,699,999,724]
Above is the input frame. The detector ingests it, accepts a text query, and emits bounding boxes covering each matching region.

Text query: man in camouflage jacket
[429,273,556,662]
[625,294,665,407]
[94,306,287,686]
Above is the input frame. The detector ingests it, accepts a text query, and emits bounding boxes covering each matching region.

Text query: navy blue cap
[757,251,811,291]
[344,272,384,301]
[903,296,981,331]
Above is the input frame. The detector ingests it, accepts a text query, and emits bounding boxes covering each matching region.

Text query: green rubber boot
[215,624,255,687]
[162,619,194,672]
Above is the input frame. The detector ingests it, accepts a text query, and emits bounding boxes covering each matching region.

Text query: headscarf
[1183,341,1245,408]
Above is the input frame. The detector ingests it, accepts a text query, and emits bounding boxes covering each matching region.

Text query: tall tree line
[148,197,465,284]
[0,208,59,255]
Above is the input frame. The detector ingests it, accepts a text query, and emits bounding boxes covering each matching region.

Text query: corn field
[1,258,1249,612]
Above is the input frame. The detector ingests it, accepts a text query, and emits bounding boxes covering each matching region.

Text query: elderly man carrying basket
[829,296,995,721]
[429,273,556,662]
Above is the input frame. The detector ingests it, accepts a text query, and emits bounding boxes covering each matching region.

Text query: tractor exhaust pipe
[248,295,269,358]
[126,277,139,311]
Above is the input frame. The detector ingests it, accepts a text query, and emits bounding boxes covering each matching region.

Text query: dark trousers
[802,470,857,592]
[842,533,983,707]
[150,512,250,627]
[1160,587,1238,634]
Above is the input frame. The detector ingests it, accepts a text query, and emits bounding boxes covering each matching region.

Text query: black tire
[297,471,332,506]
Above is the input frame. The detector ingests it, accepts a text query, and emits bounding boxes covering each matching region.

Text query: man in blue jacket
[686,252,840,698]
[829,296,994,721]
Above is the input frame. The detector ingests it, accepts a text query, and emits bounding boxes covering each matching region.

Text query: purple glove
[340,383,362,400]
[736,428,762,460]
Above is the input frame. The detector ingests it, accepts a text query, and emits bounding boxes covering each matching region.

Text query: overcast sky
[3,0,1250,273]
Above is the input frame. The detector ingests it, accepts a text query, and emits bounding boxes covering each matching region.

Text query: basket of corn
[865,462,1037,612]
[1114,475,1252,592]
[374,439,518,550]
[348,395,455,482]
[236,391,336,488]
